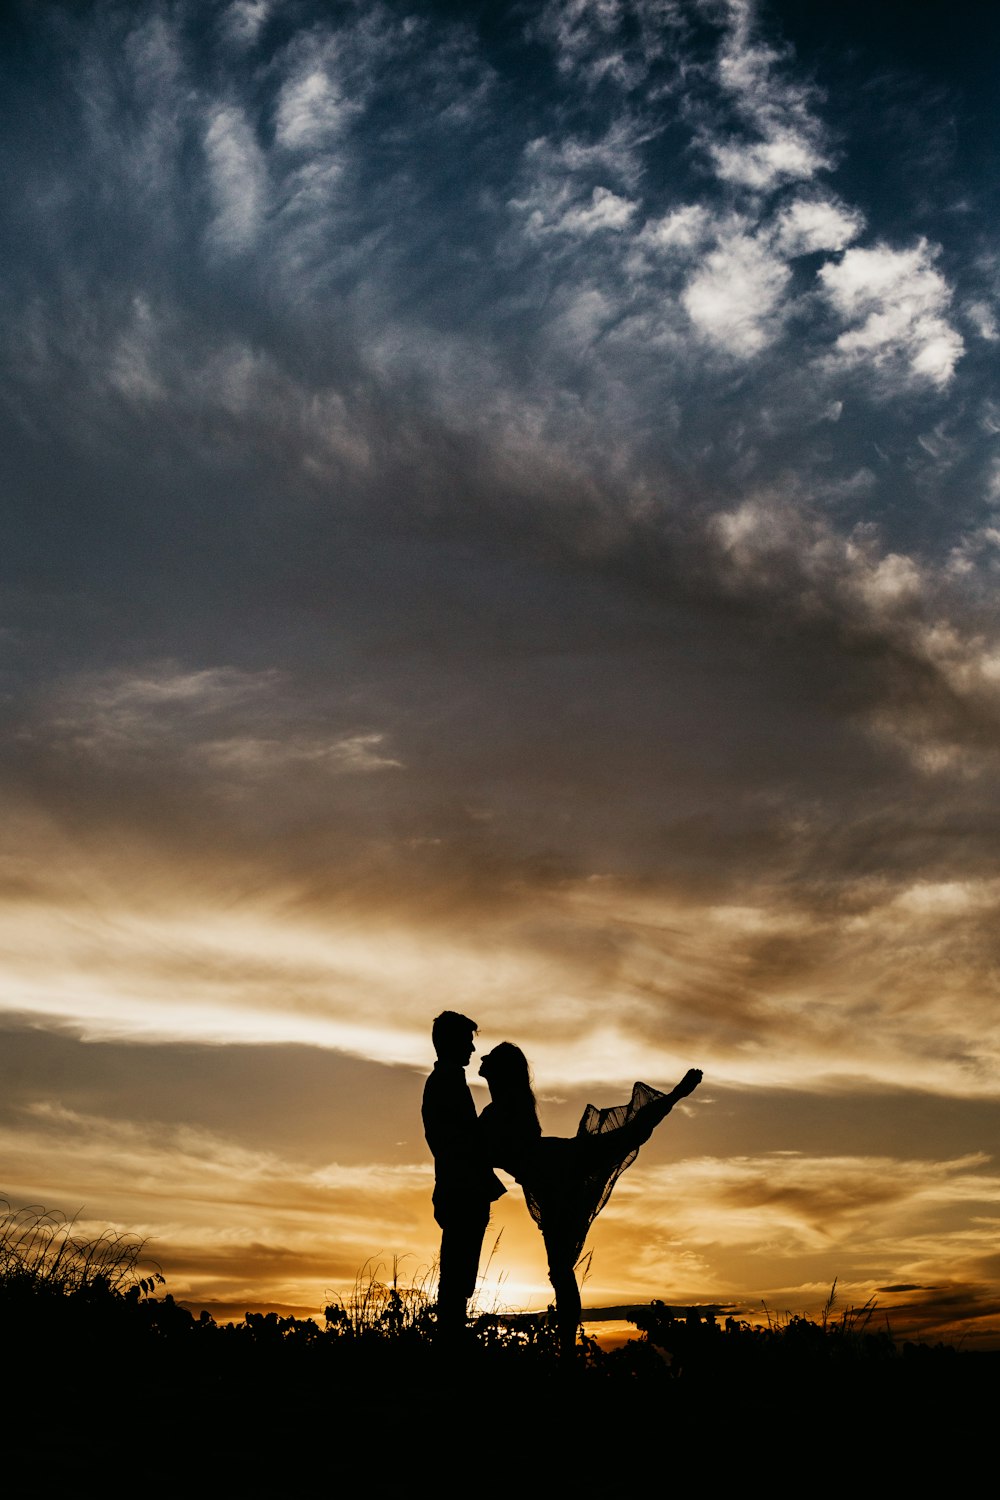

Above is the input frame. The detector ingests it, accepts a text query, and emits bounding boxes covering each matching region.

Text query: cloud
[1,0,969,508]
[222,0,272,49]
[41,663,275,755]
[200,732,402,776]
[510,124,645,250]
[706,133,826,191]
[204,103,268,254]
[703,0,831,190]
[772,196,864,257]
[557,185,637,236]
[275,58,350,153]
[33,663,401,782]
[818,240,964,388]
[587,1149,1000,1341]
[0,1100,435,1312]
[4,1017,997,1342]
[682,229,791,353]
[533,0,686,88]
[633,203,711,256]
[964,300,998,342]
[705,493,1000,772]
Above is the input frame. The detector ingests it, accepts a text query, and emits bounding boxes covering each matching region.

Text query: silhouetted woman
[478,1044,702,1357]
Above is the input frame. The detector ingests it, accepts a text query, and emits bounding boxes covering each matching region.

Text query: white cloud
[86,666,271,717]
[965,300,999,341]
[204,104,268,253]
[534,0,684,87]
[556,286,617,345]
[275,63,349,151]
[854,550,922,609]
[549,122,642,181]
[711,497,931,629]
[88,665,273,712]
[706,0,830,190]
[707,131,827,190]
[108,296,165,402]
[536,0,627,75]
[946,524,1000,581]
[511,123,644,245]
[44,664,277,760]
[772,197,864,257]
[557,185,636,235]
[39,663,404,787]
[518,179,637,240]
[222,0,272,47]
[818,240,964,388]
[636,203,710,254]
[890,879,1000,917]
[201,732,403,776]
[682,231,791,355]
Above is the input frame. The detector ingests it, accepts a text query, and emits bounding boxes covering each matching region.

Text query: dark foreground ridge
[5,1199,995,1481]
[5,1254,996,1484]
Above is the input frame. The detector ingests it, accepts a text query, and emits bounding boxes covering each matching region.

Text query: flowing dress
[480,1082,672,1270]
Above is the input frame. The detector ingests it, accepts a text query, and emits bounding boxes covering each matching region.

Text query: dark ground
[6,1293,996,1486]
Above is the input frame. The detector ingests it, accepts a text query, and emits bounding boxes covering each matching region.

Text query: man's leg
[436,1202,490,1340]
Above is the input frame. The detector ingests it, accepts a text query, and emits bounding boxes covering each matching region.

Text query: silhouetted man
[422,1010,505,1341]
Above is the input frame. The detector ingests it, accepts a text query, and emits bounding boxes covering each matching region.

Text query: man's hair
[432,1010,477,1056]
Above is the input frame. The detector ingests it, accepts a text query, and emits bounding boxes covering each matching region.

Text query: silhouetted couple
[422,1010,702,1355]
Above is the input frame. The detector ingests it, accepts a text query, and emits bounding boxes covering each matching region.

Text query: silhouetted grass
[323,1255,436,1340]
[0,1197,163,1299]
[0,1197,974,1374]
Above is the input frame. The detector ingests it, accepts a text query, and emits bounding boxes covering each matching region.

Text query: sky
[2,0,999,1346]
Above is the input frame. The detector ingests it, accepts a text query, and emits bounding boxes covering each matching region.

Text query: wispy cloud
[33,663,401,782]
[204,103,268,254]
[704,0,831,190]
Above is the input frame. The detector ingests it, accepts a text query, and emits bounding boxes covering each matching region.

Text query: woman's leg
[596,1079,692,1161]
[543,1219,583,1357]
[550,1262,582,1358]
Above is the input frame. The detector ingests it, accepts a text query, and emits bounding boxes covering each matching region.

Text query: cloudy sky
[2,0,999,1344]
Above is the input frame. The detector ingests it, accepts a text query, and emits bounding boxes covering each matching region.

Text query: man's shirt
[422,1060,505,1211]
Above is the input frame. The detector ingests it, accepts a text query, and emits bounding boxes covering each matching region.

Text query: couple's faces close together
[447,1029,498,1084]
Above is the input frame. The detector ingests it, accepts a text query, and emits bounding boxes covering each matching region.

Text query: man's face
[436,1022,477,1065]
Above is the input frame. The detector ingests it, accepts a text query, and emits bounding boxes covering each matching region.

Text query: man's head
[432,1011,477,1065]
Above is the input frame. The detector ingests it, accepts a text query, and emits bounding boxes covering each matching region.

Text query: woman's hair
[480,1043,541,1132]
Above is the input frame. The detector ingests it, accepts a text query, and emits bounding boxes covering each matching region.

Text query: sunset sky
[3,0,999,1347]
